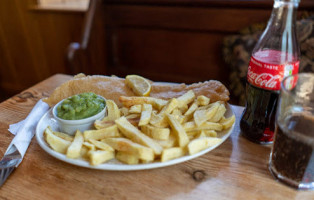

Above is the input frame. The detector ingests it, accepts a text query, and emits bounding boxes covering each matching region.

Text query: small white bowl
[52,95,107,136]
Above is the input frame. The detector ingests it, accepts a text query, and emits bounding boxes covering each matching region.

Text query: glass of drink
[269,73,314,190]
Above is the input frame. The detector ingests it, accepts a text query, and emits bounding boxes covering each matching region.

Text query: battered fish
[43,74,229,107]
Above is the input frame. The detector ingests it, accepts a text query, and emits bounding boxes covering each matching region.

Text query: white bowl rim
[52,94,107,124]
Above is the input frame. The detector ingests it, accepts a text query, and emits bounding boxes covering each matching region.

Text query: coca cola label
[247,57,299,91]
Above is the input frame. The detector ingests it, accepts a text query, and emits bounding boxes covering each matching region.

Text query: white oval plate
[36,104,235,171]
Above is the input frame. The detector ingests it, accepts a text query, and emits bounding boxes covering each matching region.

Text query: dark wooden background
[1,0,313,102]
[0,0,84,100]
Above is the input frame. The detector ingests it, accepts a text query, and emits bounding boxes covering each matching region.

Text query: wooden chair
[66,0,107,75]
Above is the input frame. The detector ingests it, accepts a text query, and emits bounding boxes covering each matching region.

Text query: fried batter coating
[43,74,229,107]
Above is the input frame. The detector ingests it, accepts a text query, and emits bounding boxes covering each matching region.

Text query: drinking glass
[269,73,314,190]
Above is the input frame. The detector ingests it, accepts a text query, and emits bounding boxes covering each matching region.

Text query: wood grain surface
[0,1,84,99]
[0,74,313,200]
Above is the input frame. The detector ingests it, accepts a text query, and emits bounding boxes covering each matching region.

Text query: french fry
[119,96,167,110]
[52,130,74,142]
[188,137,222,155]
[161,147,186,162]
[80,142,96,159]
[219,116,227,122]
[120,107,129,116]
[196,101,223,111]
[186,121,223,132]
[183,121,196,131]
[94,100,121,129]
[177,90,195,108]
[80,146,90,159]
[83,125,121,140]
[204,130,217,137]
[125,114,140,126]
[184,101,198,117]
[193,110,208,126]
[125,113,140,119]
[166,114,189,147]
[149,111,168,128]
[116,151,139,164]
[106,100,121,120]
[141,124,170,140]
[159,98,178,115]
[88,139,114,152]
[94,120,115,130]
[220,115,236,130]
[171,108,182,116]
[186,130,199,140]
[175,115,185,124]
[197,95,210,106]
[154,134,176,148]
[103,137,154,161]
[129,104,142,114]
[196,105,210,111]
[178,104,188,114]
[196,130,217,138]
[115,117,163,155]
[88,150,114,166]
[82,141,96,151]
[209,104,226,122]
[67,130,84,159]
[196,131,207,138]
[80,142,95,159]
[171,109,186,124]
[139,104,153,126]
[193,103,219,126]
[44,126,71,154]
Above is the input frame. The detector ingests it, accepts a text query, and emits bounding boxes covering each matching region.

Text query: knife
[0,145,22,186]
[0,99,49,187]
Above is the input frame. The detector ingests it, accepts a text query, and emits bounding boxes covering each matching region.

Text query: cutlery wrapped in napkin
[8,99,49,158]
[0,99,49,187]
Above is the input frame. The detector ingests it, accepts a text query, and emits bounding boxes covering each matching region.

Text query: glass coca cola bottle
[240,0,300,144]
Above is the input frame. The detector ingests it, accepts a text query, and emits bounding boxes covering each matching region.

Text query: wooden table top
[0,74,313,200]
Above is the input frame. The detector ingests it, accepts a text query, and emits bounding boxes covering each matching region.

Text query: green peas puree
[57,92,106,120]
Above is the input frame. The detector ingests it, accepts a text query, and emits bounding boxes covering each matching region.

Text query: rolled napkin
[7,99,50,157]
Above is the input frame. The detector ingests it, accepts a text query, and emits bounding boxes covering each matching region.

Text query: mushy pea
[57,92,106,120]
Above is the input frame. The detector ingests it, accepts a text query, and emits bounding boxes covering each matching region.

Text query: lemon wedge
[125,75,152,96]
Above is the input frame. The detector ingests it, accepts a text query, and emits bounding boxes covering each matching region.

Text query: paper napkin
[7,99,49,157]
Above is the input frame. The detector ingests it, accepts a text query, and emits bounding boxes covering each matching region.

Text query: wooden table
[0,74,313,199]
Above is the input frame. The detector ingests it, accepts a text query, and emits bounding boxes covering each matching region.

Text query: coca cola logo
[247,66,281,89]
[255,73,281,88]
[247,55,299,91]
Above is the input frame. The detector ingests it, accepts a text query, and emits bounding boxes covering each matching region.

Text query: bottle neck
[274,0,299,4]
[254,0,300,62]
[269,0,298,29]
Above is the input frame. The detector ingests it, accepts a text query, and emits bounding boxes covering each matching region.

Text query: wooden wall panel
[107,28,228,83]
[0,0,84,100]
[105,6,272,33]
[102,1,314,85]
[103,5,273,85]
[29,11,84,75]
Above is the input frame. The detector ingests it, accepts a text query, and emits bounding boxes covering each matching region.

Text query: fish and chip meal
[42,74,235,166]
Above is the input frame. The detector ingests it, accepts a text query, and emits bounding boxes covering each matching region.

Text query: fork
[0,144,22,187]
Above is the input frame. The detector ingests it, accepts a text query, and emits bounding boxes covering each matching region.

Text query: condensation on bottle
[240,0,301,144]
